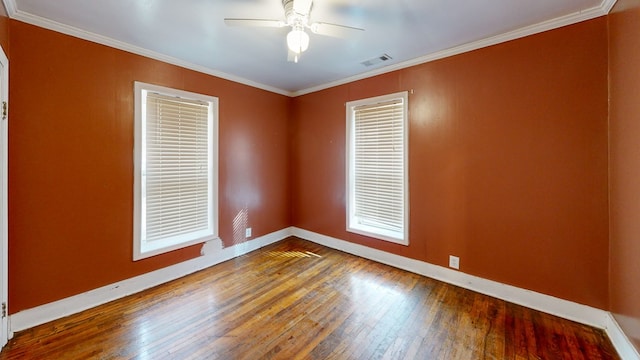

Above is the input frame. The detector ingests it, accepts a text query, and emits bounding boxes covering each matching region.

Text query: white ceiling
[5,0,615,96]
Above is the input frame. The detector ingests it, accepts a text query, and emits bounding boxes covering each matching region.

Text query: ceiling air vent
[361,54,392,67]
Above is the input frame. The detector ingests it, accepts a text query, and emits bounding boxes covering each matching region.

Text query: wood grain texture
[0,237,619,359]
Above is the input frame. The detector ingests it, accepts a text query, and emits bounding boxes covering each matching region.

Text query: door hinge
[1,302,6,318]
[1,101,6,120]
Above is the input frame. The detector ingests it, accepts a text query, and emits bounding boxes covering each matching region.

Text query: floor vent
[361,54,392,67]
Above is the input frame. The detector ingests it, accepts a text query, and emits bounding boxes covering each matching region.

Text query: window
[134,82,218,260]
[346,91,409,245]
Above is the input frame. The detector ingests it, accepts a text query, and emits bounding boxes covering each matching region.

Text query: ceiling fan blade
[293,0,313,15]
[310,22,364,38]
[224,18,286,28]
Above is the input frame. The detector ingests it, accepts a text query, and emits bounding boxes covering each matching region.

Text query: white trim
[601,0,619,14]
[8,10,290,97]
[292,227,640,358]
[606,314,640,360]
[291,227,610,328]
[133,82,219,261]
[0,44,8,349]
[346,91,409,245]
[8,225,639,359]
[3,0,617,97]
[9,227,292,334]
[1,0,16,18]
[292,1,616,96]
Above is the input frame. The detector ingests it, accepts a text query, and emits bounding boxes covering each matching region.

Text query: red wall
[8,21,291,313]
[6,14,615,315]
[0,5,8,54]
[609,0,640,351]
[292,18,610,308]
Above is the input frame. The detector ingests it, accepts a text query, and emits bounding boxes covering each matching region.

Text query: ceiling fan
[224,0,364,63]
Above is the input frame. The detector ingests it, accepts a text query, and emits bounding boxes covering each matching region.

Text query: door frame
[0,43,9,348]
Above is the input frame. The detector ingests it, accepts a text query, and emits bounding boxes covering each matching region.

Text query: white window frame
[346,91,409,245]
[133,82,219,260]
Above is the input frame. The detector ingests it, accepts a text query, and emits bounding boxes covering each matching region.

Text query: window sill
[347,224,408,246]
[134,233,216,261]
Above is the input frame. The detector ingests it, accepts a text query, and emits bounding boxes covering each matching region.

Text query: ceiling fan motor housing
[283,0,312,27]
[224,0,362,62]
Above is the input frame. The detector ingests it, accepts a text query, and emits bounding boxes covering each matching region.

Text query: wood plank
[0,237,620,359]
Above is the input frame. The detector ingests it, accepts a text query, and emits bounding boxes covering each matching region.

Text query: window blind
[143,93,210,242]
[352,99,405,234]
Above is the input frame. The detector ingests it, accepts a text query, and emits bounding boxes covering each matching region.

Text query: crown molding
[2,0,18,19]
[601,0,619,13]
[9,8,292,97]
[0,0,619,98]
[293,0,617,96]
[1,0,16,18]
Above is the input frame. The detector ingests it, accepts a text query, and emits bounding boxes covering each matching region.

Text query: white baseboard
[9,226,639,359]
[605,313,640,360]
[9,227,293,334]
[292,228,610,325]
[291,227,640,359]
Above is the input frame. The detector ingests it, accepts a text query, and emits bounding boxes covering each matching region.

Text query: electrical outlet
[449,255,460,270]
[245,227,252,238]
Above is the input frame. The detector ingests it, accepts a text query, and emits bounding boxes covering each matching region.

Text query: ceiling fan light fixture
[287,28,310,54]
[225,0,364,62]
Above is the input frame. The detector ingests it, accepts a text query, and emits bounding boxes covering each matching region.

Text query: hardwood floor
[0,237,619,359]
